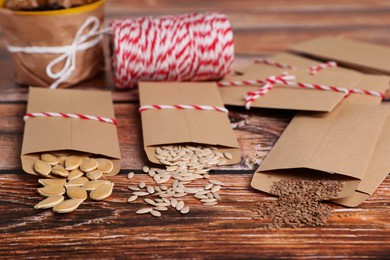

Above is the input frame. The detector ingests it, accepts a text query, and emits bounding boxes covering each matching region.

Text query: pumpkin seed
[34,195,64,209]
[53,199,83,213]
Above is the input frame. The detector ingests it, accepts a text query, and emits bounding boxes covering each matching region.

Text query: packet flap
[332,105,390,206]
[139,82,241,165]
[290,37,390,75]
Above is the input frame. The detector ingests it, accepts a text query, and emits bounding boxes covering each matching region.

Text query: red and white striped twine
[139,104,228,113]
[218,72,384,109]
[254,58,297,70]
[23,112,118,126]
[308,61,337,75]
[254,57,337,76]
[111,13,234,88]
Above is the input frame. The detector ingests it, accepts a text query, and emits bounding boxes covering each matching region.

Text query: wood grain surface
[0,0,389,258]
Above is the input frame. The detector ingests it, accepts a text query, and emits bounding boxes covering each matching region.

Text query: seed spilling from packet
[127,145,230,217]
[33,152,115,213]
[252,179,343,229]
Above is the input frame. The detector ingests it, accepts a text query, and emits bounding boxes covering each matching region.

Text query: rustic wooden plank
[0,103,292,170]
[0,173,389,258]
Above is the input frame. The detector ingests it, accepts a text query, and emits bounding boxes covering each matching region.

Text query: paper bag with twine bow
[0,0,105,88]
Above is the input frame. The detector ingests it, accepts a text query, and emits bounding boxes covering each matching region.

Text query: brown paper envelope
[139,82,241,165]
[219,53,374,112]
[21,87,121,175]
[290,37,390,75]
[332,105,390,207]
[251,103,389,199]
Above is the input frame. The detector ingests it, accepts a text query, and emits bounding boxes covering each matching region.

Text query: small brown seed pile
[253,179,343,229]
[33,152,115,213]
[127,145,230,217]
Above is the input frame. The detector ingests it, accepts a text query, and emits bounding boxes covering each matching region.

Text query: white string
[6,16,111,89]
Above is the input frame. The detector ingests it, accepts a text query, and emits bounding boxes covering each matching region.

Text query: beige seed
[34,160,52,177]
[51,165,69,177]
[128,185,140,191]
[211,185,221,193]
[180,206,190,214]
[34,195,64,209]
[154,202,170,207]
[204,183,213,190]
[139,181,146,189]
[201,198,217,203]
[153,174,161,183]
[68,169,84,181]
[203,202,218,206]
[212,192,221,200]
[66,186,87,200]
[173,193,187,198]
[41,153,59,166]
[194,194,208,199]
[209,180,224,186]
[150,210,161,217]
[144,198,156,205]
[65,156,83,171]
[96,158,114,173]
[86,170,103,181]
[127,172,135,179]
[185,187,202,194]
[176,201,185,211]
[224,152,233,160]
[80,158,98,172]
[90,182,114,201]
[136,207,153,214]
[160,185,168,191]
[157,176,170,183]
[154,206,168,211]
[207,193,214,199]
[58,156,67,166]
[53,199,83,213]
[148,170,155,177]
[147,186,155,194]
[170,198,178,207]
[66,177,90,187]
[142,166,150,173]
[127,195,138,203]
[132,191,149,196]
[83,180,110,191]
[38,178,66,187]
[38,186,66,197]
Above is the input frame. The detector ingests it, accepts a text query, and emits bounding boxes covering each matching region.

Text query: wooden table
[1,1,389,258]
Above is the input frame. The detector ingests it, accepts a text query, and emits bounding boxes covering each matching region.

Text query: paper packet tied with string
[21,87,121,176]
[290,36,390,75]
[0,0,105,88]
[138,82,241,165]
[219,52,389,112]
[251,91,390,207]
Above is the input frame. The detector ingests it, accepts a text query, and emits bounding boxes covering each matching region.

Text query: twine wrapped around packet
[138,82,241,165]
[219,53,387,112]
[0,0,105,88]
[21,87,121,176]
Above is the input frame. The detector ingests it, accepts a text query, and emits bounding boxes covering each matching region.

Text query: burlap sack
[0,0,105,88]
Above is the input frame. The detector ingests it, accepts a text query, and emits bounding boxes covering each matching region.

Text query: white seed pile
[127,145,228,217]
[33,152,115,213]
